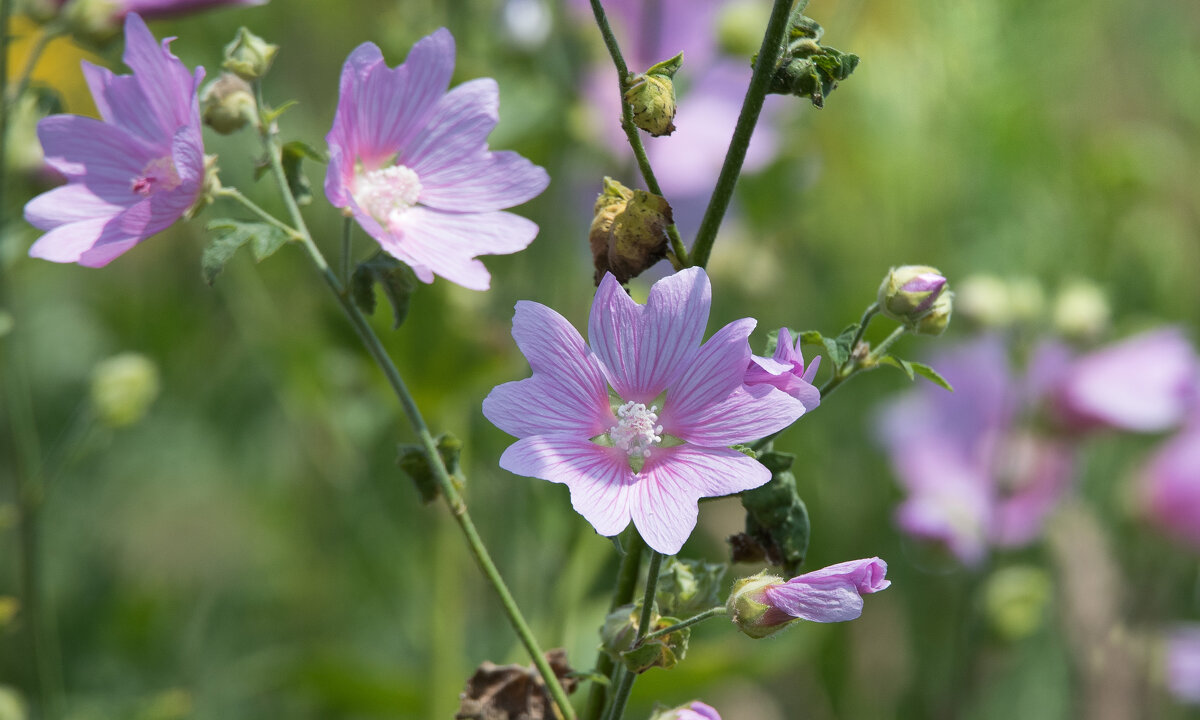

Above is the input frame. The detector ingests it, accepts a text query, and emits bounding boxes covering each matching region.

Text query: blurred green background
[2,0,1199,718]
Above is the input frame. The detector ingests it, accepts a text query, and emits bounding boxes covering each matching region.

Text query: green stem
[252,85,576,720]
[583,529,645,720]
[640,606,727,642]
[215,187,304,239]
[689,0,794,268]
[865,325,908,364]
[340,216,353,288]
[587,0,688,267]
[602,549,663,720]
[4,23,63,108]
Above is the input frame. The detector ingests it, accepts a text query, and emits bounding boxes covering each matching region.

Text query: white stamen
[354,165,423,225]
[608,401,664,459]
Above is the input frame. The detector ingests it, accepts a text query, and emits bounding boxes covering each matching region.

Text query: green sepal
[396,433,464,504]
[259,99,297,125]
[351,252,419,329]
[201,219,291,285]
[619,618,689,674]
[910,361,954,391]
[656,557,727,618]
[644,51,684,78]
[279,140,326,206]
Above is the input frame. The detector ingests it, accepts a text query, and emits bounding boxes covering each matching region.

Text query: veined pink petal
[500,437,634,536]
[670,384,804,447]
[588,273,648,400]
[29,216,119,264]
[419,149,549,213]
[24,184,125,229]
[120,14,203,139]
[662,317,755,424]
[36,114,154,185]
[389,207,538,290]
[484,376,611,438]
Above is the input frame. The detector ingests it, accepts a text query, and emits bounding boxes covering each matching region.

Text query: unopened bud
[63,0,122,45]
[726,571,790,639]
[90,353,160,427]
[913,291,953,336]
[589,177,672,285]
[1053,279,1109,340]
[624,53,682,137]
[202,73,257,134]
[20,0,68,24]
[956,274,1011,327]
[223,27,277,81]
[983,565,1051,641]
[1006,276,1045,324]
[877,265,948,324]
[599,603,641,659]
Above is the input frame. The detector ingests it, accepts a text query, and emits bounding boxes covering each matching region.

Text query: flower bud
[63,0,123,45]
[90,353,160,427]
[599,603,641,659]
[1052,279,1109,341]
[624,53,682,137]
[588,177,673,285]
[223,27,277,81]
[912,290,953,336]
[877,265,948,324]
[202,73,257,134]
[726,571,790,639]
[982,565,1051,641]
[956,273,1012,327]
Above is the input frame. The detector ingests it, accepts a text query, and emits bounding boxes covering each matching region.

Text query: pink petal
[388,207,538,290]
[662,317,755,424]
[588,273,648,400]
[761,557,890,623]
[120,14,203,139]
[500,437,634,536]
[24,184,125,229]
[631,445,770,554]
[37,115,154,187]
[28,215,141,266]
[669,383,804,447]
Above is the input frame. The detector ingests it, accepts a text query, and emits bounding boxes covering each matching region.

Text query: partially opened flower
[745,327,821,411]
[727,558,890,638]
[325,29,550,291]
[483,268,805,554]
[650,700,722,720]
[24,13,205,267]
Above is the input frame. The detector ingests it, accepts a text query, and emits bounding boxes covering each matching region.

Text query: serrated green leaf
[739,461,810,575]
[910,361,954,391]
[878,354,915,380]
[350,253,419,329]
[202,219,291,285]
[798,330,825,346]
[819,323,859,368]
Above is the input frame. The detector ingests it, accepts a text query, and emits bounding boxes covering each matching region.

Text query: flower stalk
[602,549,664,720]
[250,84,577,720]
[584,529,646,720]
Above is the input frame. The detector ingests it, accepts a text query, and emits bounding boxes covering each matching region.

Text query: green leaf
[396,433,464,504]
[656,558,726,618]
[798,330,825,346]
[736,452,810,575]
[351,253,419,329]
[620,620,689,674]
[878,354,915,380]
[260,99,298,125]
[280,140,325,206]
[817,323,859,368]
[202,219,290,285]
[910,361,954,391]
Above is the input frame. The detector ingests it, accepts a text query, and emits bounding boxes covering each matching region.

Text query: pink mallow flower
[727,558,890,638]
[1167,625,1200,705]
[745,327,821,411]
[24,13,205,267]
[482,268,805,555]
[1052,328,1198,433]
[651,701,722,720]
[1140,420,1200,551]
[325,29,549,291]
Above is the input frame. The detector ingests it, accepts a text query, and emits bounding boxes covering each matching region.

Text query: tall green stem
[587,0,688,267]
[251,87,576,720]
[601,550,663,720]
[583,529,645,720]
[689,0,794,268]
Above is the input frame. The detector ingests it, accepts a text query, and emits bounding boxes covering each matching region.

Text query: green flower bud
[588,177,673,285]
[90,353,160,427]
[1006,276,1045,324]
[912,291,953,336]
[201,73,257,135]
[223,27,278,81]
[726,571,789,639]
[63,0,123,46]
[956,273,1012,328]
[624,53,682,137]
[1053,279,1109,340]
[877,265,948,324]
[983,565,1051,641]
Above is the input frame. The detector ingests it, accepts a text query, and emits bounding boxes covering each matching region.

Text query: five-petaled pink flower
[482,268,806,554]
[24,13,205,267]
[727,558,891,638]
[325,29,550,291]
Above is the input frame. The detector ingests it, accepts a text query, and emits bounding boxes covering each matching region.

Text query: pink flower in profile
[1052,328,1198,433]
[325,29,550,291]
[24,13,205,267]
[1167,625,1200,705]
[1140,421,1200,551]
[652,701,722,720]
[728,558,890,637]
[482,268,805,555]
[745,327,821,411]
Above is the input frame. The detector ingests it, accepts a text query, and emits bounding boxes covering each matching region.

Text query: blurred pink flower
[325,29,550,291]
[656,701,722,720]
[1167,625,1200,705]
[1052,328,1198,433]
[483,268,805,554]
[24,13,205,267]
[876,336,1076,566]
[121,0,265,19]
[1140,421,1200,551]
[745,327,821,411]
[728,558,890,637]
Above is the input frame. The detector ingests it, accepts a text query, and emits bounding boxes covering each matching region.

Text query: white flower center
[608,401,663,458]
[131,156,181,197]
[354,165,423,225]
